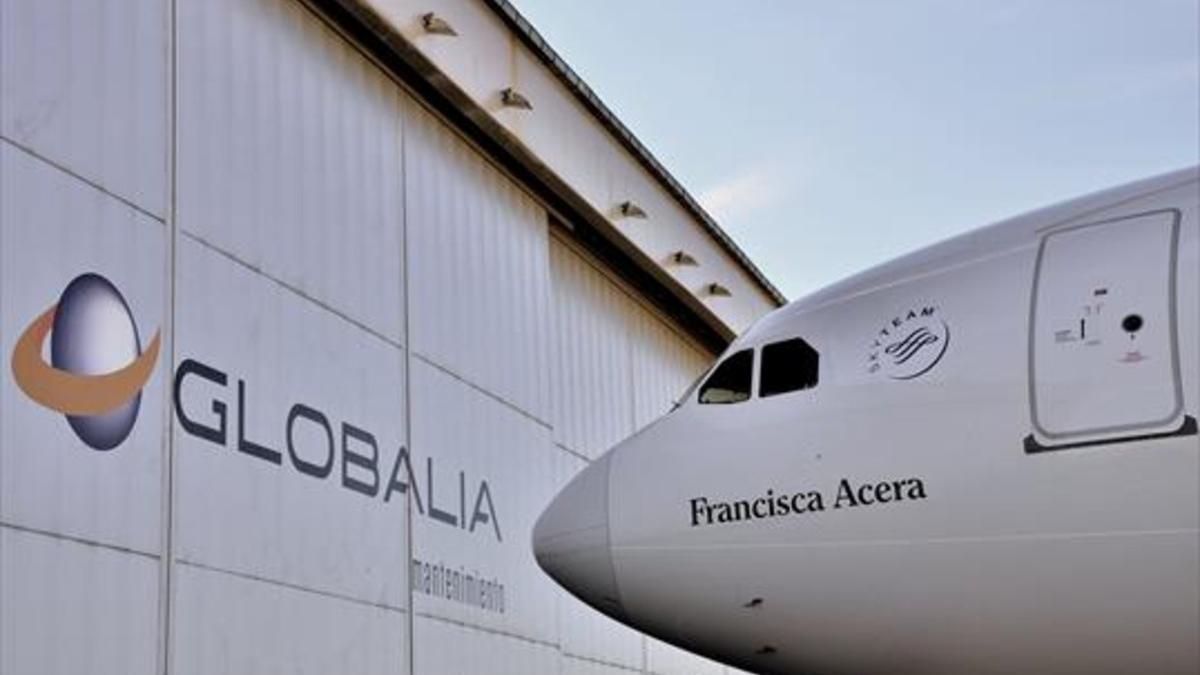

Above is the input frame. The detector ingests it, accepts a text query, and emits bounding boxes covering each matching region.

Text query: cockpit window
[698,349,754,404]
[759,338,819,397]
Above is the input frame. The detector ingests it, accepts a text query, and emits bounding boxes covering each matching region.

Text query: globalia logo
[10,273,160,451]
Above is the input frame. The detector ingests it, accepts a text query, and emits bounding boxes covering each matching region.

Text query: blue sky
[511,0,1200,300]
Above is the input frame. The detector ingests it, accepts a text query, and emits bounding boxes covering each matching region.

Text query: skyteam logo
[11,273,160,450]
[866,305,950,380]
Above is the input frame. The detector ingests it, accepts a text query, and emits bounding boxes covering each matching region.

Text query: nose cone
[533,452,624,619]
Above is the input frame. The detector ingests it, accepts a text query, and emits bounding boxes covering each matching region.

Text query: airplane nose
[532,451,625,619]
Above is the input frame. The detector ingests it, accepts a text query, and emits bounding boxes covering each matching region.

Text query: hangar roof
[483,0,786,307]
[320,0,786,345]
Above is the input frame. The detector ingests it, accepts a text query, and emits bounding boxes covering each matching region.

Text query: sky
[510,0,1200,300]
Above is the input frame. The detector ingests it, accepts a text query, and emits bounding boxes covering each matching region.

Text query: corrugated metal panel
[177,0,406,344]
[408,358,559,643]
[549,238,637,459]
[405,101,552,422]
[0,0,167,218]
[0,528,159,675]
[172,563,406,675]
[0,142,165,556]
[175,236,409,609]
[630,304,712,430]
[413,616,560,674]
[551,235,714,456]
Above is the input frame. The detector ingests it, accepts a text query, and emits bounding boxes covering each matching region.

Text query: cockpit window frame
[758,337,820,398]
[697,348,756,405]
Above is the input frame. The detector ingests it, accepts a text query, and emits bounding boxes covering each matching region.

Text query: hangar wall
[0,0,755,673]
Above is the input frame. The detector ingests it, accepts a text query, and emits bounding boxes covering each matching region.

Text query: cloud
[698,166,785,223]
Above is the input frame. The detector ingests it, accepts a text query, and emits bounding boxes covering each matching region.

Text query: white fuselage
[534,168,1200,675]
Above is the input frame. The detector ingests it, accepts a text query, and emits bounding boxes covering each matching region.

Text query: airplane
[533,167,1199,675]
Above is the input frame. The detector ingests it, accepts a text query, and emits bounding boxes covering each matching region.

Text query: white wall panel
[0,528,158,675]
[409,358,559,642]
[172,562,406,675]
[0,0,167,217]
[630,305,711,430]
[174,237,408,609]
[0,142,165,555]
[177,0,406,343]
[405,103,551,421]
[550,239,636,459]
[413,616,560,674]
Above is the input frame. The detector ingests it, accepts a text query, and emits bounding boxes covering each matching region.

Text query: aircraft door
[1026,209,1194,451]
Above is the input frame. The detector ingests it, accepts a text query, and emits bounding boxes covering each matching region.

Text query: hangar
[0,0,782,673]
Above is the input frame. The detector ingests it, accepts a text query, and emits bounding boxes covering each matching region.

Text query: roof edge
[481,0,787,307]
[306,0,740,351]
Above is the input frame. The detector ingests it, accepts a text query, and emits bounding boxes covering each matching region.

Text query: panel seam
[157,0,180,671]
[400,90,416,675]
[0,521,160,560]
[0,136,166,225]
[411,350,553,429]
[179,229,406,352]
